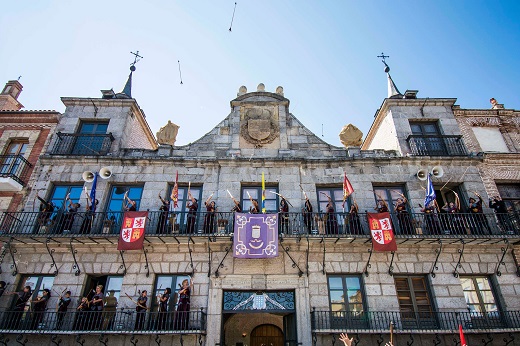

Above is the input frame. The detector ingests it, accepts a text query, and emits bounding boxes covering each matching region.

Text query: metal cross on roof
[377,52,389,63]
[130,50,144,66]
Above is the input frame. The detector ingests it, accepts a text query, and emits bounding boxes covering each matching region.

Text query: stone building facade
[0,76,518,346]
[0,80,60,212]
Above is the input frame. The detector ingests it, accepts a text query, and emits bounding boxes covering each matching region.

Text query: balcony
[50,132,114,156]
[0,154,32,191]
[311,309,520,333]
[0,210,518,239]
[0,309,206,335]
[407,135,468,156]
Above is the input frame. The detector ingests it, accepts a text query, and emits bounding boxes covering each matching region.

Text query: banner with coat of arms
[233,213,278,259]
[117,211,147,250]
[367,212,397,252]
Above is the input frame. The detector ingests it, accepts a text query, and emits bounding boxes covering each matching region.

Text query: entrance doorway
[251,324,283,346]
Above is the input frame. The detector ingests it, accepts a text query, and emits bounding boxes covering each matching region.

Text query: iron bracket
[452,336,461,346]
[69,239,81,276]
[215,246,231,277]
[0,238,9,274]
[187,238,195,276]
[430,239,443,278]
[433,334,441,346]
[513,249,520,277]
[15,334,27,346]
[45,238,58,276]
[495,239,509,276]
[312,332,317,346]
[363,245,374,277]
[50,335,61,346]
[453,239,465,278]
[306,236,310,277]
[322,237,326,274]
[331,333,336,346]
[75,334,85,346]
[142,247,150,278]
[388,251,396,276]
[198,334,203,345]
[482,333,493,346]
[154,335,162,345]
[98,334,108,346]
[0,334,9,346]
[119,250,127,276]
[503,332,515,346]
[179,334,183,346]
[281,245,304,277]
[130,335,138,346]
[207,244,212,278]
[8,238,18,276]
[376,333,384,346]
[407,334,415,346]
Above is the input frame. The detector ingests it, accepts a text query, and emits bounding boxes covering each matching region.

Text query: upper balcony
[50,132,114,156]
[0,210,518,241]
[0,154,32,191]
[406,135,468,156]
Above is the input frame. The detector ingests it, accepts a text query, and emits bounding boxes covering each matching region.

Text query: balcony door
[410,122,446,155]
[72,122,108,155]
[395,276,437,329]
[1,139,28,176]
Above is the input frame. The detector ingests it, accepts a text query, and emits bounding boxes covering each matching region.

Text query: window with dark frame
[72,121,109,155]
[394,276,436,328]
[241,186,278,213]
[372,186,407,211]
[167,185,202,227]
[152,274,192,312]
[14,275,55,308]
[459,276,499,318]
[1,139,29,176]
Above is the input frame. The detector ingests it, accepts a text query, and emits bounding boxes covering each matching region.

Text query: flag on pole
[367,212,397,252]
[261,172,266,213]
[458,324,468,346]
[118,211,148,250]
[90,172,98,211]
[171,171,179,208]
[424,173,436,208]
[342,172,355,207]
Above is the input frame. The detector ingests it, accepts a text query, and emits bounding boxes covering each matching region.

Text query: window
[105,276,124,301]
[72,121,109,155]
[328,275,366,328]
[496,184,520,214]
[460,277,499,317]
[409,121,446,155]
[1,139,28,176]
[395,276,436,329]
[373,186,407,211]
[103,185,144,234]
[152,274,191,311]
[14,275,55,307]
[49,185,84,211]
[167,185,202,228]
[241,186,278,212]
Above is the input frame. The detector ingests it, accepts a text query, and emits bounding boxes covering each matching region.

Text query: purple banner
[233,213,278,258]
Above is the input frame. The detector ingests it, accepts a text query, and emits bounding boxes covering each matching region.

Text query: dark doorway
[250,324,284,346]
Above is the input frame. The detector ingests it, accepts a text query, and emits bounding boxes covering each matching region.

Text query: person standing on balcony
[134,290,148,330]
[442,193,465,235]
[394,194,413,235]
[157,193,170,234]
[80,198,98,235]
[89,285,104,330]
[420,201,441,235]
[186,191,198,234]
[324,195,339,234]
[56,290,71,330]
[8,285,32,329]
[63,197,80,233]
[203,194,217,234]
[174,277,193,330]
[279,198,289,235]
[30,288,50,329]
[124,193,137,212]
[36,194,54,232]
[157,287,171,330]
[375,197,389,213]
[489,196,511,233]
[302,196,313,234]
[348,200,362,235]
[468,192,490,235]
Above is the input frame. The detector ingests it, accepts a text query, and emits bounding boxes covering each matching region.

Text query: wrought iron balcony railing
[0,210,518,238]
[0,308,206,334]
[50,132,114,156]
[0,154,32,186]
[311,309,520,332]
[407,135,468,156]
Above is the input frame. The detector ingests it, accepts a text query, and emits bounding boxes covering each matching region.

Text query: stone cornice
[453,108,518,117]
[230,92,289,108]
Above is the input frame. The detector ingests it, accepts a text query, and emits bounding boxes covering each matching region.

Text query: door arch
[250,324,284,346]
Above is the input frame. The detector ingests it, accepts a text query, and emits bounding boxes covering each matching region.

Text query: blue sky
[1,1,518,146]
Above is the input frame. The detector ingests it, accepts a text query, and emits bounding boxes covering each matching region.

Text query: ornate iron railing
[0,154,32,186]
[407,135,468,156]
[311,309,520,332]
[0,210,518,237]
[0,308,206,334]
[50,132,114,156]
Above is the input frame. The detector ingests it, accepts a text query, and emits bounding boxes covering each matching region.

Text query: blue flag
[424,173,436,208]
[90,172,98,211]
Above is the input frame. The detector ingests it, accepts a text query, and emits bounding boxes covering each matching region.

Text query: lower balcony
[0,154,32,191]
[0,309,206,335]
[311,310,520,333]
[0,210,519,239]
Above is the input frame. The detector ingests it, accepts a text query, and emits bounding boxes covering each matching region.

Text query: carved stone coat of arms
[240,107,279,147]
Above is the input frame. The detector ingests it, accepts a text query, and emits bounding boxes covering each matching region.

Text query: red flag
[459,324,468,346]
[117,211,147,250]
[171,171,179,208]
[367,212,397,252]
[342,172,355,207]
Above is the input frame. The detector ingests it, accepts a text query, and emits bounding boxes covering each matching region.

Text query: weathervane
[377,52,391,72]
[129,50,143,71]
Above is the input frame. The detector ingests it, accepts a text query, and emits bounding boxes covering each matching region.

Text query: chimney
[0,80,24,111]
